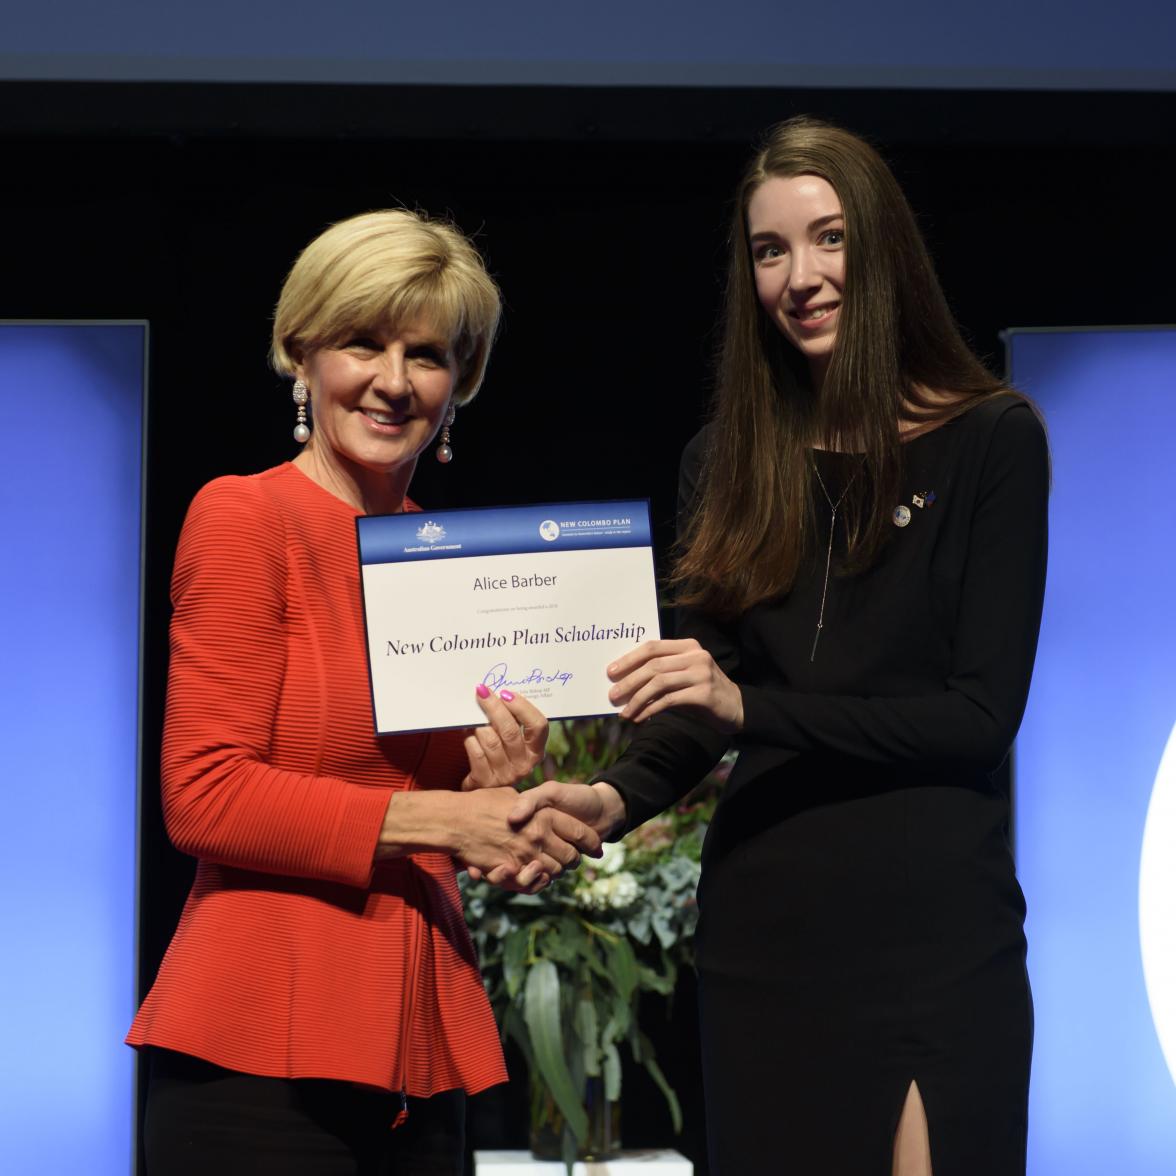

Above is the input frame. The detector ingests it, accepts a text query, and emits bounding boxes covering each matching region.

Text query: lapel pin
[893,504,912,527]
[912,489,936,509]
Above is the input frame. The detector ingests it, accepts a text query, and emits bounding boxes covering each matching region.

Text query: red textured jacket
[127,464,506,1096]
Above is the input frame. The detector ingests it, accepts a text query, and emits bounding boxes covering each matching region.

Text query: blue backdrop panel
[1009,327,1176,1174]
[0,323,145,1175]
[1,0,1174,89]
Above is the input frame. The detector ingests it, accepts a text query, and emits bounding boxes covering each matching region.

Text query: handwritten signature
[482,662,574,690]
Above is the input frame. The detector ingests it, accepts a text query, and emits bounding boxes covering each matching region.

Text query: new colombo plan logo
[539,520,560,542]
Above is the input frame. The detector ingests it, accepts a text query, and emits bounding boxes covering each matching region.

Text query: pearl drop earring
[292,380,310,444]
[436,405,455,464]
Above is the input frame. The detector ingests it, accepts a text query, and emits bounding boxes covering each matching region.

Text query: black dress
[600,396,1048,1174]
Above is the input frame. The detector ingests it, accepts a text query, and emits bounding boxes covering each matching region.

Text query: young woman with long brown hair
[512,117,1048,1174]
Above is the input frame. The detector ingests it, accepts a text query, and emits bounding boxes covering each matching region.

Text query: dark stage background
[3,82,1173,1173]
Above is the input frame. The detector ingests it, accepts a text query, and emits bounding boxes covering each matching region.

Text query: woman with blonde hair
[514,118,1048,1174]
[128,209,600,1174]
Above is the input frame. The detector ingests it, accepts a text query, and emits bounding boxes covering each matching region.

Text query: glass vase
[529,1074,622,1162]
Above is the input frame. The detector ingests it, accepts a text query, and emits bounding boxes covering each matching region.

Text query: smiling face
[746,173,846,387]
[294,318,456,509]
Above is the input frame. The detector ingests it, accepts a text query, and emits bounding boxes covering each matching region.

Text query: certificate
[356,501,661,734]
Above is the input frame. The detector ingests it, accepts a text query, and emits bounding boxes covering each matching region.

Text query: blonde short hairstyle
[270,209,502,405]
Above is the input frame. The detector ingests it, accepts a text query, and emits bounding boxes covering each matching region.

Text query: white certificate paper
[356,501,661,733]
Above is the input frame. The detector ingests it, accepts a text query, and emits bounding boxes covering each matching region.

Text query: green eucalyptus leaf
[566,923,613,978]
[652,908,676,950]
[635,961,675,996]
[603,1041,622,1103]
[503,927,529,999]
[540,918,583,967]
[607,989,632,1043]
[574,994,601,1077]
[522,961,588,1143]
[508,893,547,908]
[503,1006,536,1077]
[626,907,652,946]
[602,996,631,1047]
[561,1123,578,1175]
[580,948,613,985]
[638,1034,683,1134]
[605,935,639,1003]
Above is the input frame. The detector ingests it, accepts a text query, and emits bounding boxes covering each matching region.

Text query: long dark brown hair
[674,116,1007,616]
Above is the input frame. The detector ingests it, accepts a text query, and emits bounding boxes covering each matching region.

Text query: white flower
[606,871,640,908]
[597,841,627,875]
[577,870,641,911]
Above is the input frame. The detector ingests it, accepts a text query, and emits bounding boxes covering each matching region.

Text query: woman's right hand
[508,780,627,842]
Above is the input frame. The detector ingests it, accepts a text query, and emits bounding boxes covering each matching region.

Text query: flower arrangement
[460,716,730,1169]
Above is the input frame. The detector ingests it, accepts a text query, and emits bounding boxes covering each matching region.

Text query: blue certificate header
[357,500,652,565]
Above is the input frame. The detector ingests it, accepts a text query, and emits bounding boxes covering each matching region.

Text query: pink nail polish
[500,689,515,702]
[475,683,491,698]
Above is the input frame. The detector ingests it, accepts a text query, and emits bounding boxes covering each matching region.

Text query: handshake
[456,684,627,893]
[377,682,626,893]
[460,775,627,894]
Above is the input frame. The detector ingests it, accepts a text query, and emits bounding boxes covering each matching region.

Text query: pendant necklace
[810,461,856,663]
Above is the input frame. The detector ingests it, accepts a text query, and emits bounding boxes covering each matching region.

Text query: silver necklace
[810,462,854,663]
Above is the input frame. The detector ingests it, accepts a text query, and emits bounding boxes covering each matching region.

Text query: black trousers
[143,1049,466,1176]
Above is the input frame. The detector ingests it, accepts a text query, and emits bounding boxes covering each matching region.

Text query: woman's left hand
[607,638,744,732]
[461,686,549,791]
